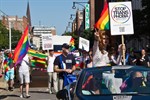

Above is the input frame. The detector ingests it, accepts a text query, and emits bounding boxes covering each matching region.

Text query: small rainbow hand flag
[69,38,75,51]
[94,1,109,30]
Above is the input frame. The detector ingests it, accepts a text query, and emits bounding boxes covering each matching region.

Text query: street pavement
[0,87,57,100]
[0,70,57,100]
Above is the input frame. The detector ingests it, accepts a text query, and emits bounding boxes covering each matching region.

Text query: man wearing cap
[54,43,76,90]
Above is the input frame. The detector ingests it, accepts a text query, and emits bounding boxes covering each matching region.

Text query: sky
[0,0,88,35]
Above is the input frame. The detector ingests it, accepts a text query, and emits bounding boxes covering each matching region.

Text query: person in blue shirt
[54,43,76,90]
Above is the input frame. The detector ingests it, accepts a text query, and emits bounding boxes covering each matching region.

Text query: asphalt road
[0,70,57,100]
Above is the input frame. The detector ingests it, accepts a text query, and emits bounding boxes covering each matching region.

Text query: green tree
[80,29,94,49]
[0,21,22,50]
[125,0,150,44]
[11,28,22,49]
[0,21,9,49]
[62,31,79,49]
[63,29,94,50]
[142,0,150,35]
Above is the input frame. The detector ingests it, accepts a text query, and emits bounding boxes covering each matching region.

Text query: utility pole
[9,21,11,51]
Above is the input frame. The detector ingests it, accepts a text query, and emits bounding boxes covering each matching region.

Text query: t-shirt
[47,55,55,72]
[54,54,76,78]
[19,54,30,72]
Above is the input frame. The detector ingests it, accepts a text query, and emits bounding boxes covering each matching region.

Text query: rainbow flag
[94,1,109,30]
[28,49,47,68]
[69,38,75,51]
[13,26,29,65]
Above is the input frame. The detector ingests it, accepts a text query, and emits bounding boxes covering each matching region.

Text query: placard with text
[109,1,134,35]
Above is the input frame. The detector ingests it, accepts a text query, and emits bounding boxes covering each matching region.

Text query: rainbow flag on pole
[13,26,29,65]
[94,1,109,30]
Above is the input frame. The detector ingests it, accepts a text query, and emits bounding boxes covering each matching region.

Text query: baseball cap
[62,43,70,49]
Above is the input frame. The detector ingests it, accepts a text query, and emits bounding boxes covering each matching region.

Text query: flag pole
[47,50,50,67]
[121,35,125,65]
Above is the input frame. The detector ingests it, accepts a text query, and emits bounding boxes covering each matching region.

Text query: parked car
[56,65,150,100]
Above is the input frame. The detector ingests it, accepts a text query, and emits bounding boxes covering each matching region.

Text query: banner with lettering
[109,1,134,35]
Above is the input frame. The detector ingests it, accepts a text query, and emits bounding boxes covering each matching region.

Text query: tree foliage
[80,29,94,49]
[63,29,94,50]
[0,21,22,50]
[0,21,9,49]
[62,31,79,49]
[125,0,150,43]
[142,0,150,35]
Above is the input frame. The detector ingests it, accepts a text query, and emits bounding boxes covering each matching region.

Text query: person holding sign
[92,30,111,67]
[92,30,125,67]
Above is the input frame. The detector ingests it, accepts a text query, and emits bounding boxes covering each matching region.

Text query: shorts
[19,71,30,84]
[4,69,14,81]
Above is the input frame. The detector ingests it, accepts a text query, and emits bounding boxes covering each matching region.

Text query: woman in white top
[92,30,125,67]
[93,30,112,67]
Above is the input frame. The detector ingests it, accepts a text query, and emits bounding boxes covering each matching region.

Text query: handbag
[59,55,77,87]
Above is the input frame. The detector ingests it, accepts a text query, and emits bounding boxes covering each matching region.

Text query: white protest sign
[42,34,53,50]
[79,37,89,52]
[109,1,134,35]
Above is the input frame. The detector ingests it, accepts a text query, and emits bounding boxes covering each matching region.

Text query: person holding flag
[93,0,125,67]
[17,54,31,98]
[13,26,31,98]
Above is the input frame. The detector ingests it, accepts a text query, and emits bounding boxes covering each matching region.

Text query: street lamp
[70,14,75,20]
[72,2,88,9]
[72,2,90,34]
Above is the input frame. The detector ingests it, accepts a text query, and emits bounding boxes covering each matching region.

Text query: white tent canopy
[52,35,72,45]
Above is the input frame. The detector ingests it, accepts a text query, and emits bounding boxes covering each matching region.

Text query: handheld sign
[42,34,53,50]
[109,2,134,65]
[79,37,89,52]
[109,1,134,35]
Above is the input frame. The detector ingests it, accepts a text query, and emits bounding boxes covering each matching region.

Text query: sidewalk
[0,75,8,93]
[0,87,57,100]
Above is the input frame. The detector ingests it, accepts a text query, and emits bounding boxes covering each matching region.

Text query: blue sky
[0,0,88,35]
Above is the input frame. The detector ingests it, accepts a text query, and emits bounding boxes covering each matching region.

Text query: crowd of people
[0,30,150,98]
